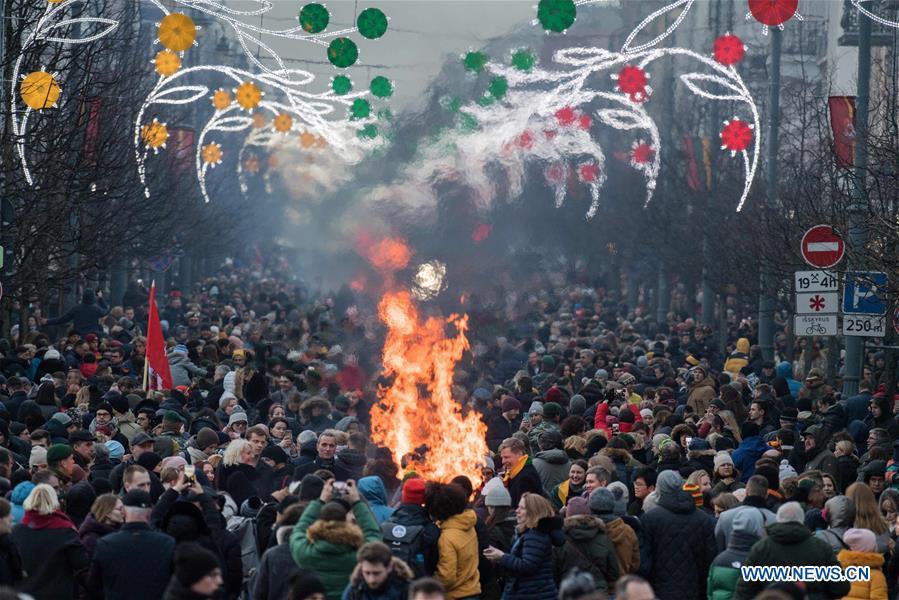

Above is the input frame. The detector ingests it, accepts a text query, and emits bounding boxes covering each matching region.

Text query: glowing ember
[370,291,488,486]
[367,237,412,272]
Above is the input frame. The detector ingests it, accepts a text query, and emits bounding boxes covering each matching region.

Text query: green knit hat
[46,444,73,463]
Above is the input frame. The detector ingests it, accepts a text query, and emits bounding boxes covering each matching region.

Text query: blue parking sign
[843,272,887,314]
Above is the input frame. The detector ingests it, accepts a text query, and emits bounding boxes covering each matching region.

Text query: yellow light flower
[20,71,60,110]
[202,143,223,166]
[252,113,267,128]
[141,119,169,151]
[211,89,232,111]
[273,113,293,133]
[234,82,262,111]
[299,131,316,148]
[154,50,181,77]
[158,13,196,52]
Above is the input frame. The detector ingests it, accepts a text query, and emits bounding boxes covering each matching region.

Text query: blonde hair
[686,470,711,487]
[712,492,739,513]
[517,493,555,533]
[91,494,121,524]
[564,436,586,457]
[24,484,59,515]
[847,482,890,535]
[222,438,252,467]
[835,440,855,456]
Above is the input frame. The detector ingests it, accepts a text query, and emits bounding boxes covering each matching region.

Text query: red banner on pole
[145,281,172,391]
[828,96,856,169]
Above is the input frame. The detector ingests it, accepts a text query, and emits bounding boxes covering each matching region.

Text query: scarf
[21,510,77,531]
[503,455,530,484]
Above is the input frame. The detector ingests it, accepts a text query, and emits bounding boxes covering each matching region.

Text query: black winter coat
[506,463,544,507]
[11,512,89,600]
[385,504,440,575]
[252,541,298,600]
[88,522,175,600]
[45,294,109,336]
[639,489,716,600]
[498,516,564,600]
[0,534,22,587]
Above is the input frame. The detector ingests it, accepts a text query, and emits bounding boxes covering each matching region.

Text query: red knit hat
[402,477,426,505]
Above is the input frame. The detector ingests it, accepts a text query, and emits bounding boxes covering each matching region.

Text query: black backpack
[380,521,426,576]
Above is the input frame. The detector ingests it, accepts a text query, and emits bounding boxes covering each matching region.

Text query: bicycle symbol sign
[794,314,837,337]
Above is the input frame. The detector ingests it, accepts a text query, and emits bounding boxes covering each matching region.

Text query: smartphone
[332,481,348,496]
[685,437,693,446]
[612,423,620,434]
[184,464,196,484]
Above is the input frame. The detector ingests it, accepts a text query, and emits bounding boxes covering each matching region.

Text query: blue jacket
[776,362,802,400]
[498,516,564,600]
[88,522,175,600]
[358,476,395,525]
[732,436,769,482]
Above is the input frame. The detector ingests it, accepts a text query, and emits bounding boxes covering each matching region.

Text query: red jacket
[594,402,642,435]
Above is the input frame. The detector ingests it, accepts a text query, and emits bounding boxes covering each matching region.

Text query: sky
[224,1,543,110]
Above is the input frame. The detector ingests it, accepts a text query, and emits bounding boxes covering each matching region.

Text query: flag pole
[142,280,154,392]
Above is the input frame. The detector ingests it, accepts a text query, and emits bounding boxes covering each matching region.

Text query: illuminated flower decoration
[713,33,745,65]
[350,98,371,120]
[516,130,535,150]
[273,113,293,133]
[20,71,60,110]
[578,162,600,183]
[298,3,329,33]
[537,0,577,32]
[211,89,232,111]
[511,49,536,72]
[747,0,801,33]
[370,76,393,99]
[153,50,181,77]
[244,153,260,174]
[357,8,388,39]
[358,124,378,140]
[201,142,223,167]
[488,76,508,100]
[545,163,566,184]
[332,75,353,95]
[578,114,592,130]
[141,118,169,152]
[555,106,577,127]
[299,131,316,148]
[630,140,655,167]
[463,51,488,73]
[328,37,359,68]
[157,13,197,52]
[613,65,650,102]
[234,81,262,111]
[720,117,753,155]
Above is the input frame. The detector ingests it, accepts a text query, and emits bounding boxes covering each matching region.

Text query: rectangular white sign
[794,314,838,336]
[842,314,886,337]
[796,292,839,314]
[794,270,839,293]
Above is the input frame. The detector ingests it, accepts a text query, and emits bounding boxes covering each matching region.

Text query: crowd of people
[0,255,894,600]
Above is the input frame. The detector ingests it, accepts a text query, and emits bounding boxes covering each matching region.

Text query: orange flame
[370,290,487,487]
[366,237,412,272]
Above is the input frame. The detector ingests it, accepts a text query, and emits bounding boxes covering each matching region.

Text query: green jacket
[734,521,850,600]
[290,499,382,600]
[707,564,739,600]
[553,515,619,592]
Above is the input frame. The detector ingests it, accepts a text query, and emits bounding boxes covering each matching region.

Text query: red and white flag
[144,281,173,391]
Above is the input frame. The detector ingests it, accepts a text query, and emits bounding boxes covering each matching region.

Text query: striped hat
[683,483,703,507]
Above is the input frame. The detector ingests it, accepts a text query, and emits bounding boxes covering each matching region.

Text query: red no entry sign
[801,225,844,269]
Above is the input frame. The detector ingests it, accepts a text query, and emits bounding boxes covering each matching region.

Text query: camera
[332,481,348,498]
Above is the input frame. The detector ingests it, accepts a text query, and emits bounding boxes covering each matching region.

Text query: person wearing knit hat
[297,474,325,502]
[682,483,704,508]
[779,459,797,480]
[640,469,716,597]
[543,402,562,420]
[165,542,223,598]
[104,440,125,461]
[287,569,327,600]
[837,527,889,599]
[544,387,564,406]
[195,427,220,454]
[569,395,587,416]
[589,487,617,520]
[484,482,512,507]
[500,396,521,414]
[565,495,591,517]
[754,461,780,495]
[595,369,609,381]
[29,446,48,472]
[401,477,427,505]
[528,402,544,417]
[383,478,441,578]
[487,396,523,451]
[707,510,766,600]
[711,451,742,496]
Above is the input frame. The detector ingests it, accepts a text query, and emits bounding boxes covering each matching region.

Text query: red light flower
[578,114,592,130]
[517,130,535,150]
[555,106,577,127]
[748,0,798,27]
[720,118,753,153]
[578,163,600,183]
[616,65,649,102]
[713,34,745,65]
[545,163,566,183]
[631,141,655,165]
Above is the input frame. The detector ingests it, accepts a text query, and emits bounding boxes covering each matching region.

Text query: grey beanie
[589,488,616,517]
[484,484,512,507]
[595,369,609,381]
[569,395,587,415]
[528,402,544,416]
[656,470,684,498]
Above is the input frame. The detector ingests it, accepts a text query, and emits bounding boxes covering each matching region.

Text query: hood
[776,362,793,378]
[563,514,605,542]
[766,521,811,545]
[440,509,477,532]
[658,489,697,514]
[736,338,750,354]
[536,515,566,546]
[349,557,414,587]
[336,448,368,468]
[167,354,191,366]
[690,377,715,392]
[824,496,856,528]
[300,397,332,416]
[358,476,389,506]
[391,504,431,526]
[307,519,365,549]
[79,513,117,537]
[604,518,631,547]
[535,448,569,465]
[11,482,35,505]
[728,529,761,553]
[837,550,885,568]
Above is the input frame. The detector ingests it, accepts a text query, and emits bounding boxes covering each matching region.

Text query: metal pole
[701,1,721,328]
[656,264,668,325]
[758,28,782,362]
[842,13,872,398]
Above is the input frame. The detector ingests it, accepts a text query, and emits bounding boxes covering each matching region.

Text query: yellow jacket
[723,337,750,376]
[436,509,481,599]
[837,549,887,600]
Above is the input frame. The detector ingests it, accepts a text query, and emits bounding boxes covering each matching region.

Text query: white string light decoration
[852,0,899,28]
[10,0,118,184]
[137,0,390,202]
